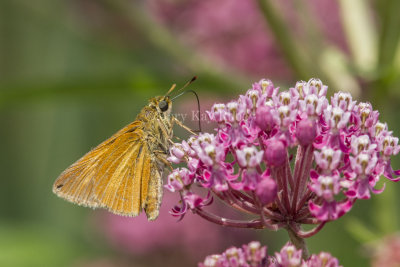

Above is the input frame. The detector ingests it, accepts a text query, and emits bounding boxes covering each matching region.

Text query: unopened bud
[296,119,317,146]
[255,178,277,205]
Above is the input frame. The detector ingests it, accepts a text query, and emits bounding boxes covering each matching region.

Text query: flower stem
[271,166,291,214]
[296,222,326,238]
[194,208,265,229]
[292,145,314,214]
[256,0,311,79]
[218,189,260,215]
[100,0,249,92]
[286,226,309,259]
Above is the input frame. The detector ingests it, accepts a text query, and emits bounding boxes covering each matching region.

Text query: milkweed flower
[167,78,399,239]
[198,241,341,267]
[198,241,268,267]
[371,233,400,267]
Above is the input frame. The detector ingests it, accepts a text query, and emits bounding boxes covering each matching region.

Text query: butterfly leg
[156,118,175,147]
[172,116,198,136]
[154,151,173,171]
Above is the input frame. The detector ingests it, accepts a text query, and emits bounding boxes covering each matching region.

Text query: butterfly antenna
[165,84,176,96]
[171,89,202,133]
[167,76,197,97]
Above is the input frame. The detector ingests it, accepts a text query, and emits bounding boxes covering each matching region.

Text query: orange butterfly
[53,78,196,220]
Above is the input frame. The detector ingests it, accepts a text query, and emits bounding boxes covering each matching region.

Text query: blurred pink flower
[148,0,346,78]
[99,192,218,256]
[97,191,255,261]
[371,233,400,267]
[73,258,133,267]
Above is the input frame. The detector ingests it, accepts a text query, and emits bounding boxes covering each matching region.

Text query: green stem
[286,226,309,259]
[256,0,311,79]
[100,0,249,90]
[377,0,400,71]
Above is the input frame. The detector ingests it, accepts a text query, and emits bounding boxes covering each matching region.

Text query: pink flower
[350,135,377,155]
[355,102,379,132]
[309,200,352,221]
[371,233,400,267]
[331,92,356,112]
[242,241,268,265]
[168,78,399,231]
[310,174,340,202]
[207,103,227,124]
[99,192,221,259]
[165,168,193,192]
[324,106,351,133]
[272,242,303,267]
[198,241,267,267]
[297,83,328,119]
[148,0,291,78]
[149,1,345,78]
[349,152,377,176]
[167,144,186,164]
[236,146,264,168]
[379,135,400,158]
[314,148,342,171]
[307,252,342,267]
[199,241,342,267]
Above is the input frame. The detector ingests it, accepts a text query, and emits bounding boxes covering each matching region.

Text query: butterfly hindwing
[144,164,163,220]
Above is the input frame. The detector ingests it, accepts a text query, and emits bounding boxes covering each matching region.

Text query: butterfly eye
[159,100,169,112]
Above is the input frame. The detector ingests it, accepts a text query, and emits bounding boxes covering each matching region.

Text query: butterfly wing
[144,162,163,220]
[53,120,154,217]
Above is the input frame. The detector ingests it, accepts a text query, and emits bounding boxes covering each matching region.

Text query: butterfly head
[151,96,173,115]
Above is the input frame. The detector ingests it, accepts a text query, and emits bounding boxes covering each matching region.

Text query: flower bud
[168,145,185,164]
[255,178,277,205]
[255,106,275,132]
[265,140,287,166]
[296,118,317,146]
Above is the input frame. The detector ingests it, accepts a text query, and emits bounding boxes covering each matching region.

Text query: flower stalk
[286,225,309,259]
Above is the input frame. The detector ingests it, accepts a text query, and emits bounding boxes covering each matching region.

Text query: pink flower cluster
[166,78,399,235]
[199,241,341,267]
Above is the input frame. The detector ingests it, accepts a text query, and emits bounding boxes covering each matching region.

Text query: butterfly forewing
[53,99,172,220]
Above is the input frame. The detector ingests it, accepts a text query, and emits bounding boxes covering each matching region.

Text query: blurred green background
[1,0,400,266]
